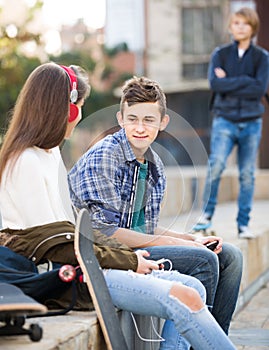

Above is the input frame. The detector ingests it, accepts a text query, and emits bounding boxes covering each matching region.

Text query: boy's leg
[211,243,243,334]
[202,117,236,218]
[237,119,262,230]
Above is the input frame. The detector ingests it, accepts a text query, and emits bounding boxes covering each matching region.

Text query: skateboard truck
[0,283,47,342]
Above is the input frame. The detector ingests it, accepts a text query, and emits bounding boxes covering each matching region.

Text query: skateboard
[74,208,128,350]
[0,283,47,342]
[191,222,216,236]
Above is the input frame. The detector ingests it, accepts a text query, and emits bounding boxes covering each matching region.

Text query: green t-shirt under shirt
[131,161,148,233]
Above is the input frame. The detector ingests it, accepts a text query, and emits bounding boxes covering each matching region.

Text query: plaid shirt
[68,128,166,237]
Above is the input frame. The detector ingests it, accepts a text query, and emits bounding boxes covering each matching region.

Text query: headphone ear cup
[68,103,79,122]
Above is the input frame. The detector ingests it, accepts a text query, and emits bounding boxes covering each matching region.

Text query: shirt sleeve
[209,47,269,98]
[7,151,57,226]
[68,149,123,236]
[94,244,138,271]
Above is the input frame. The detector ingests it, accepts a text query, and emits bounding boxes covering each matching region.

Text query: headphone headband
[60,65,78,103]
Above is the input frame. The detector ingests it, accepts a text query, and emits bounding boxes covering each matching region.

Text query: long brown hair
[0,62,90,183]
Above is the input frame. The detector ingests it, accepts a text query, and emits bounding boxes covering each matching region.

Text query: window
[181,5,223,79]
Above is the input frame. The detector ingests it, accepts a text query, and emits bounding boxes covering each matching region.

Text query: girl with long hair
[0,62,235,350]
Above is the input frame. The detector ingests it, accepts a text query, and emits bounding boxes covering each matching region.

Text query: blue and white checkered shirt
[68,128,166,237]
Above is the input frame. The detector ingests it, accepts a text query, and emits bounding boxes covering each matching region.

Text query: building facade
[105,0,268,167]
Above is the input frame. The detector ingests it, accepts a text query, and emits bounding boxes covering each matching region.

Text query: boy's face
[117,101,169,158]
[229,15,253,42]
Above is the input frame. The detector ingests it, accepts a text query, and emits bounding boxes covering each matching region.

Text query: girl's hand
[135,250,159,274]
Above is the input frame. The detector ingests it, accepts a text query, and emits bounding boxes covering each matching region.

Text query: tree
[0,0,44,135]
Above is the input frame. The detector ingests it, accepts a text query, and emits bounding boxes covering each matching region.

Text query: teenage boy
[194,7,269,239]
[68,76,242,337]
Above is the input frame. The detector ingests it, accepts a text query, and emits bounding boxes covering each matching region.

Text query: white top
[0,146,75,229]
[238,48,245,58]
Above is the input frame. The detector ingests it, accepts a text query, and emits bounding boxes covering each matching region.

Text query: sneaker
[193,213,212,230]
[238,226,255,239]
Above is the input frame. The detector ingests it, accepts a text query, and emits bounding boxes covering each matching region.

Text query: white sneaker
[238,226,255,239]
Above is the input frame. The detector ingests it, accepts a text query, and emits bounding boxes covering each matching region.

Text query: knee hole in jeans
[169,283,204,312]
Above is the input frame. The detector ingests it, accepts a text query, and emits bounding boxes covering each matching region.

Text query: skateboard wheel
[29,323,43,341]
[59,265,76,282]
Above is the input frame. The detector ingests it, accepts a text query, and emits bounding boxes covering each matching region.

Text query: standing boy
[194,7,269,238]
[68,76,242,339]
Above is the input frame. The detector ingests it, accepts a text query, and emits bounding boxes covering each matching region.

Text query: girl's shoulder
[18,146,60,167]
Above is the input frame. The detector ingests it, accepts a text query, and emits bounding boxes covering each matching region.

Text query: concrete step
[230,282,269,349]
[160,167,269,218]
[1,200,269,350]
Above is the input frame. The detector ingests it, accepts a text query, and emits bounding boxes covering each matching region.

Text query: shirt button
[66,234,72,240]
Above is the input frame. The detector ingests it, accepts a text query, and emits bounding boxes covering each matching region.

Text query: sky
[42,0,106,29]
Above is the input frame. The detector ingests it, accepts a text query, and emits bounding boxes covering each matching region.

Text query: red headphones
[60,65,79,122]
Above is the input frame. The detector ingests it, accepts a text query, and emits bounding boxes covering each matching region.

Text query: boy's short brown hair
[120,76,167,118]
[230,7,260,38]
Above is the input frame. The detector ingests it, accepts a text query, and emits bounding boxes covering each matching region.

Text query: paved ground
[0,200,268,349]
[160,200,269,349]
[160,200,269,243]
[230,282,269,349]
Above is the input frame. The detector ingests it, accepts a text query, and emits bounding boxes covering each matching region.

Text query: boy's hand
[215,67,226,78]
[135,250,159,274]
[195,236,223,254]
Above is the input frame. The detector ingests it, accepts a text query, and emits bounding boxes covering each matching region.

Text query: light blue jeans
[203,117,262,228]
[104,269,236,350]
[146,243,243,335]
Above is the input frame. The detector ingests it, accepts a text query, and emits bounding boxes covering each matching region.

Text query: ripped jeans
[104,269,236,350]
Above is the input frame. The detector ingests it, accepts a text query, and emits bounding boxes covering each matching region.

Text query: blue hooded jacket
[208,41,269,122]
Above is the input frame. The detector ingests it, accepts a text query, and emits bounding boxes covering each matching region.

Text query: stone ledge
[2,201,269,349]
[161,167,269,218]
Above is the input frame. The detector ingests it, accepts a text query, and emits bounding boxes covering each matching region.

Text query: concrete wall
[160,167,269,219]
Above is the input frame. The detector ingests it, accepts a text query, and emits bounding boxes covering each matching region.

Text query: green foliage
[50,51,96,73]
[0,55,41,133]
[0,1,43,134]
[0,2,133,138]
[103,42,129,57]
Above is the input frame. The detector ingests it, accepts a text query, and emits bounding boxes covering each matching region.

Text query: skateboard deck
[0,283,47,342]
[191,222,216,236]
[192,227,216,236]
[74,208,128,350]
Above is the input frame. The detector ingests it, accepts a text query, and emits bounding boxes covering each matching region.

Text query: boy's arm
[230,53,269,98]
[111,227,205,249]
[208,48,269,98]
[154,226,223,254]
